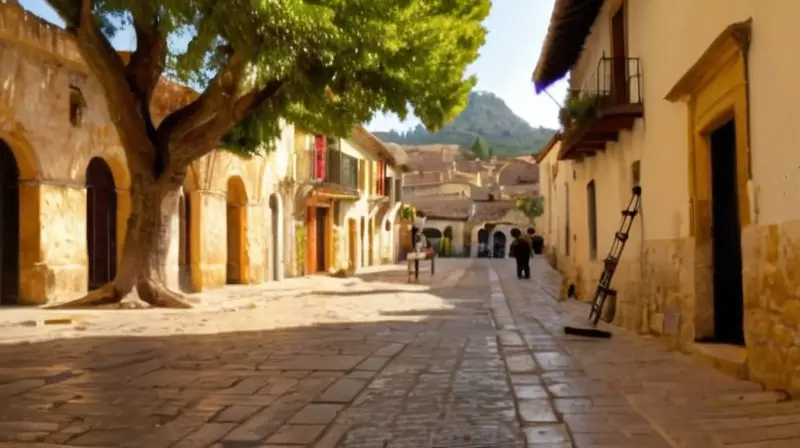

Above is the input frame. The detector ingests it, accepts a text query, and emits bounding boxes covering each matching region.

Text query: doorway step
[692,342,748,379]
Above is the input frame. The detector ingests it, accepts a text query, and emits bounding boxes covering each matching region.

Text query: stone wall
[741,220,800,390]
[0,1,288,303]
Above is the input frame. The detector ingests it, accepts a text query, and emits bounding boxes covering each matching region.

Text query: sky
[18,0,568,132]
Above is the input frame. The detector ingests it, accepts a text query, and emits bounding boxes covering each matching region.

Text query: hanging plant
[560,89,608,130]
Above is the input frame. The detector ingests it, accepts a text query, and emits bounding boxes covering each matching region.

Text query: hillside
[372,91,556,157]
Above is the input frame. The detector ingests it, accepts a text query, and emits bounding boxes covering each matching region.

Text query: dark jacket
[510,237,532,260]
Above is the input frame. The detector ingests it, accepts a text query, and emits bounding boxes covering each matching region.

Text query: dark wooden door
[709,119,745,345]
[315,207,328,272]
[610,3,629,104]
[86,157,117,290]
[0,141,19,305]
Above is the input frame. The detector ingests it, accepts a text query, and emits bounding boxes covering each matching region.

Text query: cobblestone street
[0,259,797,447]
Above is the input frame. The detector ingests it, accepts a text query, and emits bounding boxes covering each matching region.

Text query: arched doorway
[477,228,489,258]
[492,231,507,258]
[422,228,443,253]
[0,141,19,304]
[269,194,280,281]
[226,177,248,284]
[86,157,117,290]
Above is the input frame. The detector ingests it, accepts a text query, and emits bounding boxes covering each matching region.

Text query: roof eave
[531,0,606,92]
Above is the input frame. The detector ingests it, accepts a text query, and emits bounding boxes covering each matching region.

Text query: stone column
[281,188,296,278]
[194,189,227,290]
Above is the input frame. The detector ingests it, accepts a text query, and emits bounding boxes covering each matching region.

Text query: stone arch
[268,193,283,281]
[78,152,132,274]
[226,176,250,284]
[0,140,20,304]
[491,230,507,258]
[178,171,201,292]
[0,133,39,181]
[422,227,443,243]
[85,157,118,289]
[0,136,42,303]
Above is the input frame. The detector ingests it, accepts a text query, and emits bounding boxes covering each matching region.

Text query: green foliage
[516,196,545,221]
[400,204,416,221]
[295,223,307,275]
[469,136,489,159]
[559,90,605,130]
[374,91,557,157]
[52,0,491,157]
[440,237,452,257]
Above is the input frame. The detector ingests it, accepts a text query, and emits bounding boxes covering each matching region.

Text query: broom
[562,284,614,339]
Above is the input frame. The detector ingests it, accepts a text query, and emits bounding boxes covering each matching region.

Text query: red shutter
[378,161,386,194]
[314,135,327,179]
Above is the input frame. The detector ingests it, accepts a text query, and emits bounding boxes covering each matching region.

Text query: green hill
[372,91,556,157]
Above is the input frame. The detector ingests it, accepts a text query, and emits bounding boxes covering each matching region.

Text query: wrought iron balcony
[295,143,360,196]
[558,55,644,161]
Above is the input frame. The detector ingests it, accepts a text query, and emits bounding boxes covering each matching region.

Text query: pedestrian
[510,233,532,279]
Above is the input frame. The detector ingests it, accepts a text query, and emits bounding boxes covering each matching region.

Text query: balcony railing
[558,55,644,161]
[581,55,642,107]
[295,146,359,194]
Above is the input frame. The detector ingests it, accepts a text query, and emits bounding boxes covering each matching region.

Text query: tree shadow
[0,261,525,447]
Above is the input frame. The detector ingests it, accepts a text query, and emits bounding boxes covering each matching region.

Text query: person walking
[510,233,532,279]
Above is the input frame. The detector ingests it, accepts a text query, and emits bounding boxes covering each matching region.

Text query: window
[313,135,327,180]
[69,87,86,127]
[587,180,598,260]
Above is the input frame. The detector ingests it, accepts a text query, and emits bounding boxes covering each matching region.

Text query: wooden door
[610,3,628,104]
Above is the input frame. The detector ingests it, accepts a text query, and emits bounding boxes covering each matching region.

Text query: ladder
[588,186,642,326]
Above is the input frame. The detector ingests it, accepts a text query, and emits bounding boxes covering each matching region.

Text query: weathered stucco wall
[543,0,800,391]
[0,2,292,303]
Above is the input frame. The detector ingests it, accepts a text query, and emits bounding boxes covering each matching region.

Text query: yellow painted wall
[542,0,800,391]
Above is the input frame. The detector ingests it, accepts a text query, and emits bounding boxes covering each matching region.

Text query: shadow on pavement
[0,260,527,447]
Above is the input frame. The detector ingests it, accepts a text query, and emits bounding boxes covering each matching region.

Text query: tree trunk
[48,178,192,309]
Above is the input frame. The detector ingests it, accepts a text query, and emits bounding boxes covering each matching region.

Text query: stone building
[395,144,540,257]
[533,0,800,390]
[0,1,407,305]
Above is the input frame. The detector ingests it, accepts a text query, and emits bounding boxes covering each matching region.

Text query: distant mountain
[373,91,556,157]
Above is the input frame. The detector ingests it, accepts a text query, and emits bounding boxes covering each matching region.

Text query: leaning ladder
[588,186,642,326]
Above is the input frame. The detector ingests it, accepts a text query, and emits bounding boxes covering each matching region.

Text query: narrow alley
[0,259,796,448]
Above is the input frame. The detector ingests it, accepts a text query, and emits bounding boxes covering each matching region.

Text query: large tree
[47,0,489,308]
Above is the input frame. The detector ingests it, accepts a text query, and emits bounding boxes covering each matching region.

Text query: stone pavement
[497,257,800,448]
[0,259,796,447]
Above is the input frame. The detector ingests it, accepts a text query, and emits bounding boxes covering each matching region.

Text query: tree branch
[167,79,288,173]
[155,51,247,150]
[126,8,167,125]
[64,0,156,178]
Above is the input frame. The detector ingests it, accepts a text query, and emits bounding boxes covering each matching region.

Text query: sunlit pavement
[0,259,796,447]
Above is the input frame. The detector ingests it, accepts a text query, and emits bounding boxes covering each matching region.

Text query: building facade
[0,2,405,305]
[396,144,541,258]
[533,0,800,390]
